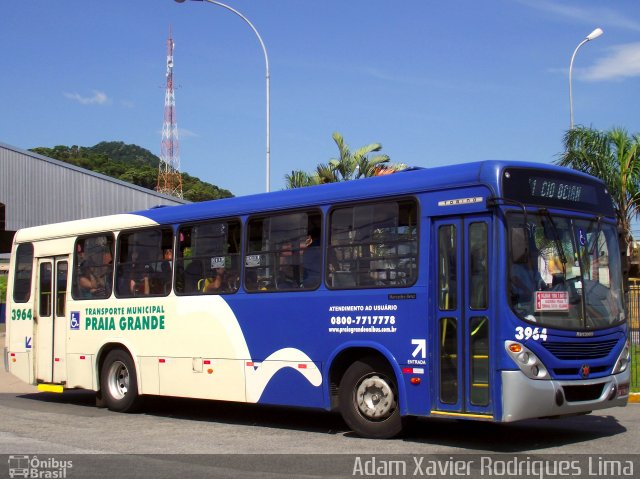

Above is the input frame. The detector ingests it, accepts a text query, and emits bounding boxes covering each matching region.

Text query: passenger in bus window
[98,249,113,297]
[199,268,224,293]
[158,248,173,293]
[277,243,299,289]
[301,228,321,288]
[124,250,150,296]
[78,263,99,298]
[510,247,546,316]
[78,249,111,298]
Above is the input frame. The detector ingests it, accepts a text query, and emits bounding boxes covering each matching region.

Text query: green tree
[31,142,233,201]
[557,126,640,283]
[0,275,7,303]
[284,170,318,188]
[284,132,406,189]
[327,131,390,181]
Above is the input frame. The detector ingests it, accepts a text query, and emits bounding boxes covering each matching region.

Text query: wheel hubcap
[107,360,129,400]
[355,374,396,419]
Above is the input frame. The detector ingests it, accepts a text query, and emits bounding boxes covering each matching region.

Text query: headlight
[612,339,630,374]
[505,341,549,380]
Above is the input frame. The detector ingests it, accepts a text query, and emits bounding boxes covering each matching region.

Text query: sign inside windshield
[535,291,569,312]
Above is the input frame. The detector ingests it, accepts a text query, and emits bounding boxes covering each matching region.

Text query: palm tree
[284,170,317,189]
[557,126,640,282]
[284,132,406,189]
[328,132,391,181]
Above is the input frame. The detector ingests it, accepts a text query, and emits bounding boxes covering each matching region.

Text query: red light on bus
[410,377,421,385]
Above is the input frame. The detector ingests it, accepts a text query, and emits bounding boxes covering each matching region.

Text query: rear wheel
[100,349,141,412]
[338,357,402,438]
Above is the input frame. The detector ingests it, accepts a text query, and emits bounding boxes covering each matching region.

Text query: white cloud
[516,0,640,32]
[580,42,640,81]
[64,90,109,105]
[178,128,198,138]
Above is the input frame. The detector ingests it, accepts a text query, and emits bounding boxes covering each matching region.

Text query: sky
[2,0,639,200]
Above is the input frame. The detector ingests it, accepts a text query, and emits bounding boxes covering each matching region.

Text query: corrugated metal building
[0,141,187,255]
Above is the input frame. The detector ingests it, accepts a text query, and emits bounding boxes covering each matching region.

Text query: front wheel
[338,357,402,438]
[100,349,141,413]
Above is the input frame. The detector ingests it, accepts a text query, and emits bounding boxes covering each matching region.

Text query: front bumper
[501,369,630,422]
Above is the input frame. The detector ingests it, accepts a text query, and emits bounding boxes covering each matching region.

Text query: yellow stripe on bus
[430,410,492,420]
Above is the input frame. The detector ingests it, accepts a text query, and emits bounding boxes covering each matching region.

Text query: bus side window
[176,220,241,295]
[72,234,114,300]
[328,199,417,289]
[12,243,34,303]
[244,210,322,292]
[115,228,172,298]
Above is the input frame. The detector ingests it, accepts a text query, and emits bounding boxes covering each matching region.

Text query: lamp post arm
[204,1,270,73]
[569,37,588,130]
[202,0,271,192]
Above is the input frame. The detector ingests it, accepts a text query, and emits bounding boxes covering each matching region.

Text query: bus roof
[135,160,596,224]
[14,160,605,242]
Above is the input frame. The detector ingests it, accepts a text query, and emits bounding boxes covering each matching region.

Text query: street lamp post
[175,0,271,192]
[569,27,603,129]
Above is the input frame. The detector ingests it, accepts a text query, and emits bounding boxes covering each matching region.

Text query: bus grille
[542,339,618,360]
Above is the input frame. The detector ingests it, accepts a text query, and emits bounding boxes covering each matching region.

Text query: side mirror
[511,228,529,264]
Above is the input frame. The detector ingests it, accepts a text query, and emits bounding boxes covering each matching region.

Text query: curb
[629,393,640,404]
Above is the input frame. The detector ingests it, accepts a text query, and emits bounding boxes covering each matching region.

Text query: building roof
[0,142,187,231]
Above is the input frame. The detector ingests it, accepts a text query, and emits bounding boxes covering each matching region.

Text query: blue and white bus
[4,161,630,438]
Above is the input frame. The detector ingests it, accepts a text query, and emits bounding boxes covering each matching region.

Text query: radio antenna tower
[157,27,183,199]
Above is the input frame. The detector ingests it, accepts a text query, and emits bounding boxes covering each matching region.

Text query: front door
[35,257,68,384]
[433,216,493,417]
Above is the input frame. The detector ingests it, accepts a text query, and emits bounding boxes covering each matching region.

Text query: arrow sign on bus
[411,339,426,359]
[25,337,32,349]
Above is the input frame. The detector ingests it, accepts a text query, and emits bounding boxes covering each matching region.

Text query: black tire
[338,357,402,438]
[100,349,141,413]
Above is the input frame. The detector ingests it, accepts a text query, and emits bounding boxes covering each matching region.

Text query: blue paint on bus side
[224,286,431,415]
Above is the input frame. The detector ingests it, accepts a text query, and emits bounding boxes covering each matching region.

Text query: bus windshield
[507,213,624,330]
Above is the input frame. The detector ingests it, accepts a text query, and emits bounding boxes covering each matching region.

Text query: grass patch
[632,347,640,393]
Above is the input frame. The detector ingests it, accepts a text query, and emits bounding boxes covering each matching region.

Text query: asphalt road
[1,332,639,478]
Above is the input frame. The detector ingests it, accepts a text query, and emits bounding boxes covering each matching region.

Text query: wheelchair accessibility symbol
[70,311,81,330]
